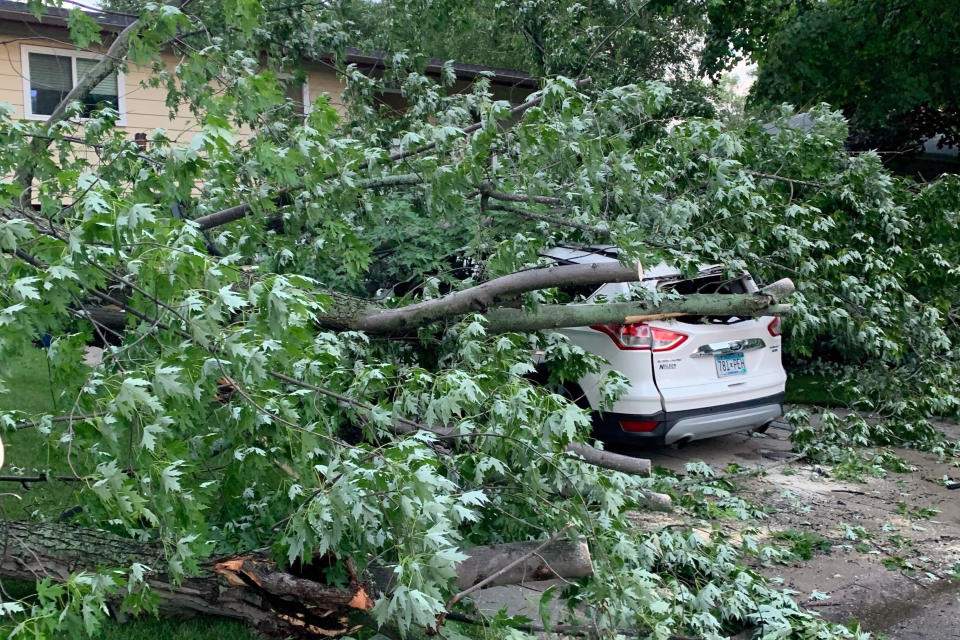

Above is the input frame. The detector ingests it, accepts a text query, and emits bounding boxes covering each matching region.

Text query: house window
[21,45,124,121]
[279,74,310,117]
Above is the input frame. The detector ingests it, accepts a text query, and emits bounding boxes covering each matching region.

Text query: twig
[576,1,650,79]
[12,411,108,431]
[744,170,824,188]
[0,474,84,484]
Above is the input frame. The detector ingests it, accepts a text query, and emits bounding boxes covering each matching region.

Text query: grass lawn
[0,348,257,640]
[784,372,852,408]
[0,350,76,520]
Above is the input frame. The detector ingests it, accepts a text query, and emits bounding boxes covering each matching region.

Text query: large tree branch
[350,262,642,332]
[42,23,140,132]
[10,241,792,341]
[482,293,791,334]
[347,273,794,334]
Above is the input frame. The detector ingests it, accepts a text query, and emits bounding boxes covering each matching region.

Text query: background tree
[334,0,716,115]
[0,2,958,639]
[703,0,960,151]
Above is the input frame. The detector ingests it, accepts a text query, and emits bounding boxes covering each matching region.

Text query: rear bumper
[592,392,785,446]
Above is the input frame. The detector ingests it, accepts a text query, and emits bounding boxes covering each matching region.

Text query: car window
[658,272,751,295]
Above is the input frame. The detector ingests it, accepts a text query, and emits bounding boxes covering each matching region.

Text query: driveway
[468,416,960,639]
[645,417,960,639]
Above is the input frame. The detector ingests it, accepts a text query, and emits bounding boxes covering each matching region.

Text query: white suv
[539,246,787,446]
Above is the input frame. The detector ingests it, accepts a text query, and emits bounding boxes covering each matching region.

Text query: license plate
[715,353,746,377]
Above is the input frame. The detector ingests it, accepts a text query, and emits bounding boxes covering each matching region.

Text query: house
[0,0,536,143]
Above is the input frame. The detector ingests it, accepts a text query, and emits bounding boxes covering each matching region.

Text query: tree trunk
[482,295,790,333]
[454,537,591,589]
[0,521,593,638]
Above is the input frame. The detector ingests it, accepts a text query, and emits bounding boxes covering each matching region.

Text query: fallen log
[0,521,592,638]
[0,521,366,637]
[454,533,589,591]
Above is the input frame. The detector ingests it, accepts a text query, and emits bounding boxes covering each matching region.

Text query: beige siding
[0,24,351,146]
[306,64,345,113]
[0,22,533,147]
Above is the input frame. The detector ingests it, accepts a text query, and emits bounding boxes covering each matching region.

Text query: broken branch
[446,524,575,608]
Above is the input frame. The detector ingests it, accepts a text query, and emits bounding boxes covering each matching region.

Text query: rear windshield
[658,272,755,324]
[658,272,751,295]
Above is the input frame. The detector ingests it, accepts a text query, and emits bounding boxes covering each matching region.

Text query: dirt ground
[645,417,960,639]
[427,410,960,638]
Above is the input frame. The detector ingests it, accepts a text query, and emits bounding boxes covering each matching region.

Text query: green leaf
[119,204,156,230]
[67,8,102,49]
[538,585,557,634]
[12,277,41,301]
[160,460,185,493]
[218,285,248,312]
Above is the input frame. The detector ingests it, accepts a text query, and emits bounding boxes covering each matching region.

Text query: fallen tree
[2,3,952,640]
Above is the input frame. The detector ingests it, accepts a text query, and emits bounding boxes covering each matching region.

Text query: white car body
[540,246,787,446]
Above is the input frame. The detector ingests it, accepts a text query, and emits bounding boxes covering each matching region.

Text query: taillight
[620,419,660,433]
[590,323,688,351]
[768,317,782,337]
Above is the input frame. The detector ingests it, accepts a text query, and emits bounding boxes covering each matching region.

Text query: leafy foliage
[0,2,958,639]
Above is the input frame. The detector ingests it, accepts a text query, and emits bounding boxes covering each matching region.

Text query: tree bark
[351,262,643,332]
[367,537,592,595]
[566,442,650,476]
[0,521,593,638]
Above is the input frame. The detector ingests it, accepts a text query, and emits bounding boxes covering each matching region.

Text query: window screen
[75,58,119,115]
[28,52,119,117]
[28,53,71,116]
